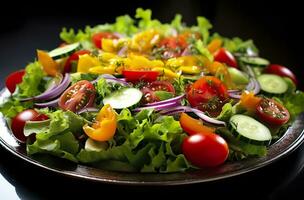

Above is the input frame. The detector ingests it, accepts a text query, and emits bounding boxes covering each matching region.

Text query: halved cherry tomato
[5,70,25,93]
[180,113,215,135]
[182,132,229,167]
[83,104,117,142]
[157,34,189,58]
[264,64,297,85]
[11,109,49,143]
[256,98,290,126]
[214,48,238,68]
[59,80,96,112]
[122,70,159,83]
[92,32,118,49]
[186,76,228,117]
[141,81,175,104]
[64,50,91,73]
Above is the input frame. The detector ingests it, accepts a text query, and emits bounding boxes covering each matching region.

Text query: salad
[1,8,304,173]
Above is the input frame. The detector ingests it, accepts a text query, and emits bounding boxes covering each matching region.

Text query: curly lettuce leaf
[0,98,33,118]
[16,62,45,98]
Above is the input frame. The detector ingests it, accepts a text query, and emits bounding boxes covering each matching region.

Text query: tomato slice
[59,80,96,112]
[140,81,175,104]
[64,50,91,73]
[92,32,118,49]
[186,76,228,117]
[11,109,49,143]
[214,48,238,68]
[256,98,290,126]
[180,113,215,135]
[122,70,159,83]
[5,70,25,93]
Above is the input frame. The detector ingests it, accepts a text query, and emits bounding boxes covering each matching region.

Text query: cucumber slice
[49,42,81,59]
[229,114,272,146]
[103,88,143,109]
[257,74,288,94]
[239,57,270,66]
[85,138,108,152]
[227,67,249,85]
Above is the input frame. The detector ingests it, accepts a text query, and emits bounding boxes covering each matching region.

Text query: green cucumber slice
[257,74,288,94]
[103,88,143,109]
[49,42,81,59]
[227,67,249,85]
[229,114,272,146]
[239,57,270,66]
[85,138,108,152]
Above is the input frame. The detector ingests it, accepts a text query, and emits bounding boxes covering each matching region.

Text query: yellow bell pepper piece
[124,54,164,70]
[240,91,262,113]
[130,29,160,52]
[102,38,117,52]
[152,67,180,79]
[89,66,117,74]
[207,38,223,54]
[77,54,100,73]
[99,52,117,62]
[179,66,201,74]
[83,104,117,142]
[37,50,59,76]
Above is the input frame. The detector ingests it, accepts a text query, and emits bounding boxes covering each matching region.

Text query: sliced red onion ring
[117,46,128,57]
[144,94,185,106]
[77,107,99,114]
[133,101,181,112]
[34,98,59,108]
[159,106,226,126]
[181,46,192,56]
[228,78,261,99]
[21,73,71,102]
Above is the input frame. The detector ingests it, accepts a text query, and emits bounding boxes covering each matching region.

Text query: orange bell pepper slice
[207,38,223,54]
[37,50,59,76]
[83,104,117,142]
[240,91,262,112]
[180,113,215,135]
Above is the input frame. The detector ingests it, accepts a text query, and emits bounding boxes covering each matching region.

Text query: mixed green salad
[1,8,304,173]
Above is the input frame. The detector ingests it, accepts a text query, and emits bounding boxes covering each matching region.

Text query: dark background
[1,0,304,199]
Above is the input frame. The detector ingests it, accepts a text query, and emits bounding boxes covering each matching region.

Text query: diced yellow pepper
[37,50,59,76]
[77,54,100,73]
[130,29,160,52]
[179,66,201,74]
[124,54,164,70]
[89,66,117,74]
[102,39,117,52]
[152,67,180,79]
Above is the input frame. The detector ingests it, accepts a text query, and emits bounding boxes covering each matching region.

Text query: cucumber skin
[49,43,81,59]
[257,74,288,94]
[228,120,272,146]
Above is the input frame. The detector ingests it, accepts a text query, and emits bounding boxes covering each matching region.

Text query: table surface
[1,1,304,199]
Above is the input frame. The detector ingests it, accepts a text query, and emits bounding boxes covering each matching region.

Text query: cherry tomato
[264,64,297,85]
[182,132,229,167]
[59,80,96,112]
[157,34,189,58]
[214,48,238,68]
[141,81,175,104]
[122,70,159,83]
[256,98,290,126]
[64,50,91,73]
[92,32,118,49]
[5,70,25,93]
[186,76,228,117]
[11,109,49,143]
[180,113,215,135]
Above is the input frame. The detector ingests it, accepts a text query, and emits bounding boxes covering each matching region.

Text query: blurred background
[0,0,303,88]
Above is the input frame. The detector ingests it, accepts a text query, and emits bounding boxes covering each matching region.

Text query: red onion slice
[34,98,59,108]
[77,107,99,114]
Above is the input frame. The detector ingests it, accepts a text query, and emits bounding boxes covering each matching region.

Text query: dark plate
[1,88,304,185]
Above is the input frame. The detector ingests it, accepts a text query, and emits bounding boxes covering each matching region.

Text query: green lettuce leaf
[0,98,33,118]
[191,17,212,44]
[16,62,45,98]
[193,39,213,61]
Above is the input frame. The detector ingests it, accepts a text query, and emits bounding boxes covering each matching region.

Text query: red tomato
[5,70,25,93]
[157,35,188,58]
[182,132,229,167]
[122,70,159,83]
[256,98,290,126]
[11,109,49,143]
[59,80,96,112]
[64,50,91,73]
[214,48,238,68]
[92,32,118,49]
[141,81,175,104]
[264,64,297,85]
[186,76,228,117]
